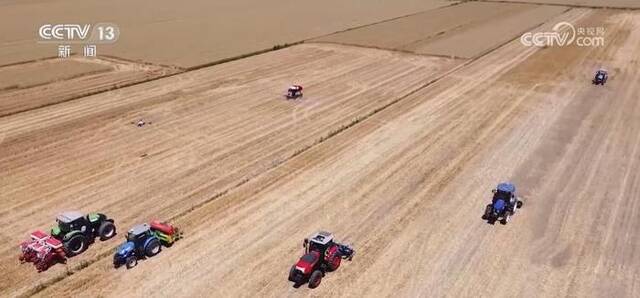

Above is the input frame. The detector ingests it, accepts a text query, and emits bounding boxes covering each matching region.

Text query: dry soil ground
[313,2,569,58]
[1,2,639,298]
[479,0,640,9]
[0,0,454,68]
[0,57,176,117]
[0,43,460,297]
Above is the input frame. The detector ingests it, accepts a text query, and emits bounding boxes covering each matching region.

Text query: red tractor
[19,230,67,272]
[288,231,355,288]
[285,85,303,99]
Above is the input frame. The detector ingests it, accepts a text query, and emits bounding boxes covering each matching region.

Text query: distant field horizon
[0,0,454,68]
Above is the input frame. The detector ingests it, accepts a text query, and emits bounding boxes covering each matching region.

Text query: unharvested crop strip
[307,41,470,60]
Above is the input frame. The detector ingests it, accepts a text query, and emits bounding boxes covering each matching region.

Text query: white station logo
[520,22,575,47]
[38,23,119,43]
[520,22,604,47]
[39,24,91,40]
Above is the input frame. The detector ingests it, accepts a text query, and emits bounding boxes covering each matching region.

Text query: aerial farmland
[1,1,639,297]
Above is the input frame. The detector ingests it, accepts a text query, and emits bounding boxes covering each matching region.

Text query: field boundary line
[0,44,299,119]
[307,1,466,41]
[0,2,466,118]
[0,56,60,68]
[307,41,470,60]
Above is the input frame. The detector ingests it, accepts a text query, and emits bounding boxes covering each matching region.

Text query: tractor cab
[114,221,179,269]
[286,85,303,99]
[593,69,608,85]
[52,211,88,237]
[492,182,515,204]
[126,224,154,246]
[303,231,343,269]
[290,231,355,288]
[304,231,335,255]
[484,182,523,225]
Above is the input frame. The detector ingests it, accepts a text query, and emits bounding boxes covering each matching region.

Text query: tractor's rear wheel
[64,234,87,256]
[288,266,297,282]
[36,260,49,272]
[308,270,322,289]
[516,201,523,209]
[501,215,509,225]
[98,221,116,241]
[125,256,137,269]
[329,256,341,271]
[145,238,162,257]
[488,216,496,225]
[482,205,492,220]
[113,255,121,268]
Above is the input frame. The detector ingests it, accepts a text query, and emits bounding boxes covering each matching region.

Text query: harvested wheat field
[0,43,460,297]
[0,57,177,117]
[479,0,640,9]
[313,2,569,58]
[2,2,640,298]
[0,0,454,68]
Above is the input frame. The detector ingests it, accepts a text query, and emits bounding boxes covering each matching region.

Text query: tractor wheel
[145,238,162,257]
[516,201,523,209]
[64,234,87,257]
[125,256,137,269]
[501,215,509,225]
[36,260,49,272]
[98,221,116,241]
[329,257,341,271]
[482,205,492,220]
[308,270,322,289]
[288,265,297,282]
[488,215,497,225]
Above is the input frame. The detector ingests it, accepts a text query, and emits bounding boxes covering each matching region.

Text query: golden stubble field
[0,57,177,117]
[313,2,569,58]
[1,1,640,297]
[478,0,640,9]
[0,0,454,68]
[0,43,461,297]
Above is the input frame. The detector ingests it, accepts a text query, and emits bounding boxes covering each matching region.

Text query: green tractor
[50,211,117,256]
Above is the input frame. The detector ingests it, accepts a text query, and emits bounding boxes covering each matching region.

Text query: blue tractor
[113,223,162,269]
[482,182,523,225]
